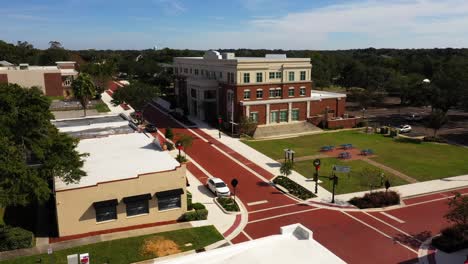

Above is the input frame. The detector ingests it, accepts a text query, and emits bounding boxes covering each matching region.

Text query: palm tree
[72,73,96,117]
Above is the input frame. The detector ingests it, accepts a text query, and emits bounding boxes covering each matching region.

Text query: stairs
[253,121,322,139]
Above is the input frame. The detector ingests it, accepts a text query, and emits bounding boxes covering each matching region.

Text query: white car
[398,125,412,133]
[206,178,231,197]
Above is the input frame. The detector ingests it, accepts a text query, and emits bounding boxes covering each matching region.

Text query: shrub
[348,191,400,209]
[0,225,34,251]
[187,192,193,211]
[432,224,468,253]
[165,142,174,151]
[180,209,208,221]
[394,136,422,144]
[356,120,368,128]
[176,154,187,163]
[217,197,240,212]
[192,203,206,210]
[165,127,174,140]
[423,136,448,143]
[273,176,316,200]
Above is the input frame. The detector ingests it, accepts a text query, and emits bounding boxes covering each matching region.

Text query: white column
[307,101,311,118]
[266,104,270,124]
[245,105,250,118]
[288,102,292,122]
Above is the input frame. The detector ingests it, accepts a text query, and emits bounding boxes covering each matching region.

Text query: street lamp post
[313,159,321,194]
[176,142,183,157]
[218,116,222,139]
[330,172,338,203]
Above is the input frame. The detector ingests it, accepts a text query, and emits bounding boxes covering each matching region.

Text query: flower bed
[216,197,240,212]
[348,191,400,209]
[273,176,316,200]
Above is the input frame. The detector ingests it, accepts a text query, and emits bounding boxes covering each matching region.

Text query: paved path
[363,158,419,183]
[143,104,467,264]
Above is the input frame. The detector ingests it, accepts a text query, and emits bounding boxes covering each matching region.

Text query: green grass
[94,102,111,112]
[0,226,223,264]
[294,158,409,194]
[243,130,468,181]
[0,207,4,225]
[46,95,65,101]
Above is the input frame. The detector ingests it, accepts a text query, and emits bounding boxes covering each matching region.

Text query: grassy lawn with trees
[294,158,409,194]
[94,102,111,112]
[0,226,223,264]
[243,130,468,181]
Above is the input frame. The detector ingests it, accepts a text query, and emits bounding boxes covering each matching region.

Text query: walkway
[363,158,419,183]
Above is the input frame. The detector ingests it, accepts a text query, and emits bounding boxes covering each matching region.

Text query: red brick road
[144,105,463,264]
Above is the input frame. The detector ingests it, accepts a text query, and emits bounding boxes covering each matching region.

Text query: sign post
[231,178,239,201]
[218,116,222,139]
[176,142,183,157]
[313,159,321,194]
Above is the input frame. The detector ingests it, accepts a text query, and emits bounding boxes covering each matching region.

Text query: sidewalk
[100,91,134,115]
[187,118,334,203]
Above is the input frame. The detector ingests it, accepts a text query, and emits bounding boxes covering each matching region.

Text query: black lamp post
[176,142,183,157]
[218,116,222,139]
[313,159,321,194]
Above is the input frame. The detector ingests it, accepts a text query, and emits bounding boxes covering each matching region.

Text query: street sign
[231,178,238,188]
[80,253,89,264]
[313,159,321,168]
[332,165,351,173]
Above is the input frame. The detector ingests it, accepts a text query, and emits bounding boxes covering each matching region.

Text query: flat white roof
[311,90,346,99]
[55,133,180,191]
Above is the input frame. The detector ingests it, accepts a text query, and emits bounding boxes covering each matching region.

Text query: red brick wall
[44,73,64,96]
[0,74,8,84]
[236,82,312,103]
[249,105,267,124]
[328,117,360,129]
[292,102,308,120]
[310,98,341,117]
[336,98,345,116]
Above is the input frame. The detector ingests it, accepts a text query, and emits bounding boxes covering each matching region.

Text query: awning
[93,199,118,208]
[122,193,152,203]
[155,188,184,198]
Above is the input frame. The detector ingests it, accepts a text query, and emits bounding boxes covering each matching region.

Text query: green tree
[0,84,86,206]
[165,127,174,140]
[176,134,193,157]
[111,82,160,111]
[72,73,96,116]
[81,61,116,97]
[280,161,293,177]
[426,109,448,137]
[445,192,468,226]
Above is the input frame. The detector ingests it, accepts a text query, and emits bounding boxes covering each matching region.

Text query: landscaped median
[0,226,223,264]
[215,197,240,213]
[273,176,316,200]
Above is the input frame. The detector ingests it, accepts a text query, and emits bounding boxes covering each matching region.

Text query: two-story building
[0,61,78,97]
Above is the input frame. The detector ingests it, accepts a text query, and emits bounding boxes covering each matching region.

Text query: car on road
[206,178,231,197]
[145,123,158,133]
[398,124,412,133]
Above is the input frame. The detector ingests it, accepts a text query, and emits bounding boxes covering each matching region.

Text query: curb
[418,235,439,264]
[213,197,241,215]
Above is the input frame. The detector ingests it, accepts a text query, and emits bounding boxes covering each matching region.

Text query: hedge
[273,176,316,200]
[180,209,208,221]
[432,224,468,253]
[0,225,34,251]
[216,197,239,212]
[349,191,400,209]
[192,203,206,210]
[394,136,423,144]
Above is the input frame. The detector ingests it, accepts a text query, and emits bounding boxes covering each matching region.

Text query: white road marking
[342,211,418,255]
[247,200,269,206]
[380,212,406,224]
[405,192,468,207]
[189,158,215,179]
[249,203,302,214]
[242,231,253,241]
[248,208,321,224]
[364,212,420,243]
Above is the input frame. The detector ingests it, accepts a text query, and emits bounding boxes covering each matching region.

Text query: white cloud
[189,0,468,49]
[156,0,186,15]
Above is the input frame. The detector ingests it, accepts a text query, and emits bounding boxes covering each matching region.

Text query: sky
[2,0,468,50]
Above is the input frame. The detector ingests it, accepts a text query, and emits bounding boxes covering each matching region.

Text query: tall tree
[111,82,160,110]
[426,109,448,137]
[81,61,116,97]
[0,83,86,206]
[72,73,96,116]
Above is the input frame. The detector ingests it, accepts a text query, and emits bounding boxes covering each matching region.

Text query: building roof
[311,90,347,99]
[156,224,346,264]
[174,51,310,63]
[54,132,180,191]
[0,60,13,66]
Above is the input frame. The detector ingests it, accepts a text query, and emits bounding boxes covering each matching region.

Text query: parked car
[206,178,231,197]
[398,125,412,133]
[145,123,158,133]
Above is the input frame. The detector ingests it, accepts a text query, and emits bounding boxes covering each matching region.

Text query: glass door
[279,110,288,122]
[270,111,279,123]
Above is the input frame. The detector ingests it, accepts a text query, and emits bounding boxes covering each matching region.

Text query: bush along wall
[432,224,468,253]
[348,191,400,209]
[0,225,35,251]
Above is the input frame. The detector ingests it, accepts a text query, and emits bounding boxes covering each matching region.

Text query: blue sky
[2,0,468,50]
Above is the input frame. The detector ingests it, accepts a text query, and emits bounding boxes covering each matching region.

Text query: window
[243,73,250,83]
[275,88,282,97]
[194,69,199,75]
[276,72,282,79]
[256,73,263,82]
[300,71,306,81]
[269,89,276,98]
[269,72,275,79]
[94,199,118,222]
[243,90,251,99]
[279,110,288,122]
[300,87,306,96]
[156,189,183,211]
[204,90,216,99]
[288,72,295,81]
[288,87,295,97]
[249,112,258,123]
[201,69,205,75]
[256,89,263,99]
[184,68,188,74]
[189,68,192,74]
[219,72,223,79]
[230,73,235,84]
[123,194,151,217]
[191,89,197,98]
[292,109,300,121]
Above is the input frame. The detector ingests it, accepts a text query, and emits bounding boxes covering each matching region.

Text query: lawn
[94,102,111,112]
[0,226,223,264]
[243,130,468,181]
[294,158,409,194]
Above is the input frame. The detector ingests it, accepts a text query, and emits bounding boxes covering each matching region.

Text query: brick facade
[310,98,345,117]
[0,74,7,84]
[44,73,64,96]
[237,82,312,102]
